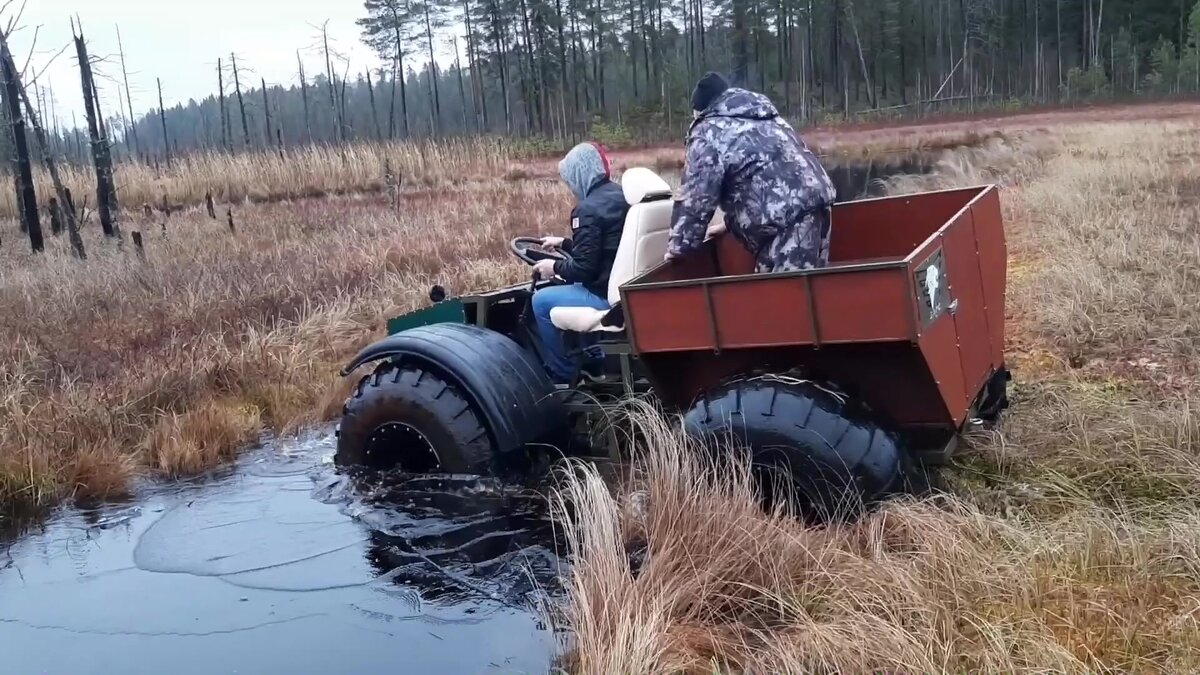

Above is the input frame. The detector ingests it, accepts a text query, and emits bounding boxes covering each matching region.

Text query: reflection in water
[0,428,562,675]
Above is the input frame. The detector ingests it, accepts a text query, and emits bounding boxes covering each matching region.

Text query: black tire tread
[336,362,494,473]
[684,376,911,517]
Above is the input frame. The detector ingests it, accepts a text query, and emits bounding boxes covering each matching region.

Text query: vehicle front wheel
[683,375,913,520]
[335,362,494,474]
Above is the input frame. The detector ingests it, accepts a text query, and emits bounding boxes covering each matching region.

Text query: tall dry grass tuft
[550,406,1200,673]
[145,400,263,476]
[551,119,1200,672]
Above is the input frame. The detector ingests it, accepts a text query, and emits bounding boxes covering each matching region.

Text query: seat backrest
[607,167,674,305]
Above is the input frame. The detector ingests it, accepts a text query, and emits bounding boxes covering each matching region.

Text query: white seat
[549,167,674,333]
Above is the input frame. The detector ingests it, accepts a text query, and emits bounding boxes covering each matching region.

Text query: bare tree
[230,53,250,149]
[9,45,85,257]
[260,77,272,147]
[115,23,139,157]
[217,58,229,150]
[157,77,170,166]
[297,51,312,143]
[0,32,40,250]
[73,20,119,239]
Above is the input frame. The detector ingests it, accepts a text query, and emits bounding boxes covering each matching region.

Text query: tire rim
[366,422,441,472]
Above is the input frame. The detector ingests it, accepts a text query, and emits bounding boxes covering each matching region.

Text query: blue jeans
[531,283,610,382]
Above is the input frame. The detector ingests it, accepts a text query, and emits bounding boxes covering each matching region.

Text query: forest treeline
[17,0,1200,164]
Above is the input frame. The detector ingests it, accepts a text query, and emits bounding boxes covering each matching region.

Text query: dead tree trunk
[366,70,381,140]
[322,22,344,142]
[157,78,171,167]
[297,52,312,144]
[74,24,120,239]
[231,53,250,149]
[7,52,85,257]
[260,77,272,148]
[218,58,230,150]
[0,41,41,251]
[116,24,140,157]
[454,37,470,134]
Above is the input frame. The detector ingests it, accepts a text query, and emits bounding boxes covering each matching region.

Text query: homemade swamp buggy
[335,168,1011,515]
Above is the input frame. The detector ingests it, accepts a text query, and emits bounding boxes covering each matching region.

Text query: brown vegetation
[0,175,574,514]
[546,118,1200,672]
[4,103,1199,670]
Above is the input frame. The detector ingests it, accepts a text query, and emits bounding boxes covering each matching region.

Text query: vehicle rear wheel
[336,362,494,474]
[683,375,912,520]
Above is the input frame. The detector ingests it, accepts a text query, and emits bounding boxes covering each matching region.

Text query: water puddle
[826,155,935,201]
[0,429,563,674]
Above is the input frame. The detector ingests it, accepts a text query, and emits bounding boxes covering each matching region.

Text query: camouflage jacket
[666,88,837,258]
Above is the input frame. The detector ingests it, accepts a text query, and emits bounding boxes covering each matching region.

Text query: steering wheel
[510,237,572,266]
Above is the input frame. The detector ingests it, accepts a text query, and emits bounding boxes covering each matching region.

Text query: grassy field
[3,103,1199,671]
[5,114,1041,220]
[549,119,1200,672]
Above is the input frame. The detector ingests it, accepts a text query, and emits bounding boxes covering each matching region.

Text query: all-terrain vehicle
[334,167,1011,514]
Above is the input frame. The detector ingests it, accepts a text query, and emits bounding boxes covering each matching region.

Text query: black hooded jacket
[553,178,629,298]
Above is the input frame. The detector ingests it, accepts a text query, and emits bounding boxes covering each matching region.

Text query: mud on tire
[683,375,913,520]
[336,362,494,474]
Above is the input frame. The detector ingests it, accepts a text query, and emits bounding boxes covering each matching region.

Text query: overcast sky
[14,0,419,129]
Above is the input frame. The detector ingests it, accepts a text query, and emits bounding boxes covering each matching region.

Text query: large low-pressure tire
[683,375,912,520]
[336,362,494,474]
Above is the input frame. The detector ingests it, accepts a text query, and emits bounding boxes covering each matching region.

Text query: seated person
[531,141,630,384]
[664,72,838,273]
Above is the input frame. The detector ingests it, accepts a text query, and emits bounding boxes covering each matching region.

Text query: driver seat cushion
[549,306,623,333]
[550,167,674,333]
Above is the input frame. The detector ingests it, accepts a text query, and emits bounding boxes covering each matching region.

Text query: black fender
[341,323,565,454]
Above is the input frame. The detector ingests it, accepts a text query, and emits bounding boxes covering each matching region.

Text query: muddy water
[0,429,563,675]
[826,155,935,202]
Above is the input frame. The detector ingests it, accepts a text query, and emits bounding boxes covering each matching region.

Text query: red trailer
[337,178,1011,518]
[619,184,1009,464]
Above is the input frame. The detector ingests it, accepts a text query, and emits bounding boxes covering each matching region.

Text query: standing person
[665,72,838,273]
[531,141,629,384]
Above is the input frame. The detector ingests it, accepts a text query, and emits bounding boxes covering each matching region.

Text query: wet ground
[0,429,564,675]
[825,156,934,202]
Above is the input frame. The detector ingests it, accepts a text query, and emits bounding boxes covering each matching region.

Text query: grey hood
[558,142,609,200]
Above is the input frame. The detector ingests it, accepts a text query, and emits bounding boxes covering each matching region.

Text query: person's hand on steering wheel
[539,236,565,252]
[533,258,557,280]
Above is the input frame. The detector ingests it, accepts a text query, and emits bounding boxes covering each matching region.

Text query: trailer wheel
[683,376,911,519]
[336,362,494,474]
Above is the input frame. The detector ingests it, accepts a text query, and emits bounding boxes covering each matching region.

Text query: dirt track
[596,100,1200,165]
[802,99,1200,144]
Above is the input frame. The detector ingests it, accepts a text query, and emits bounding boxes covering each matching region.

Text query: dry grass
[0,178,577,513]
[547,120,1200,672]
[4,137,540,220]
[6,103,1200,669]
[8,125,1016,223]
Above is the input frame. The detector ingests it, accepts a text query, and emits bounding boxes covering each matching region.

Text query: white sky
[13,0,446,129]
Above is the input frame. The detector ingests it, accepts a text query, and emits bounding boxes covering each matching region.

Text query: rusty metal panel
[714,233,757,276]
[970,188,1008,368]
[710,278,816,348]
[918,314,968,427]
[829,187,981,263]
[811,268,911,343]
[625,286,717,353]
[942,208,996,402]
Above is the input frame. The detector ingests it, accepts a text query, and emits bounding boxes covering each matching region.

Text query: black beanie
[691,71,730,112]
